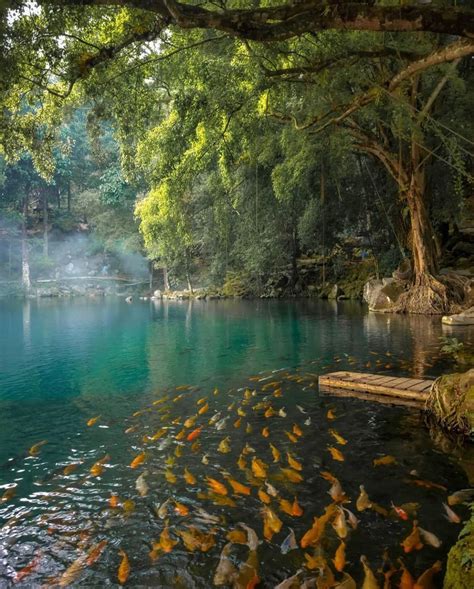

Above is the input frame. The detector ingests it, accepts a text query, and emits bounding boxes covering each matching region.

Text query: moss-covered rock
[444,504,474,589]
[426,370,474,437]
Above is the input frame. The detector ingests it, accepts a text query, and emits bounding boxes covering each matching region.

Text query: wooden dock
[318,371,434,405]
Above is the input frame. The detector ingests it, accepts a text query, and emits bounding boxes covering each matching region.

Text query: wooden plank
[318,371,433,403]
[319,386,423,409]
[408,381,434,392]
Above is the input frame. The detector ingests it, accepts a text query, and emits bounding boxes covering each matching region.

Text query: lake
[0,298,472,587]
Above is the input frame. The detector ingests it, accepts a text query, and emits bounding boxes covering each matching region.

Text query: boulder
[442,306,474,326]
[363,278,406,311]
[426,369,474,437]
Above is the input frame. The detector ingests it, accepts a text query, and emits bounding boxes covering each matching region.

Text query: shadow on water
[0,298,472,587]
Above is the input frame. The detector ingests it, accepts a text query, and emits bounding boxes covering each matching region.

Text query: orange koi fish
[206,477,228,496]
[87,415,100,427]
[187,427,202,442]
[130,452,146,469]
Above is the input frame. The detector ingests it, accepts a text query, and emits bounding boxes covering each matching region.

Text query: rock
[328,284,343,300]
[363,278,406,311]
[153,289,162,299]
[426,369,474,437]
[125,296,133,303]
[442,306,474,326]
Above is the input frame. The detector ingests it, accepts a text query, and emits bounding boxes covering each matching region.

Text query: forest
[0,0,473,314]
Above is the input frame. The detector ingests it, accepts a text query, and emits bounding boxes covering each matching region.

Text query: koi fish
[218,436,231,453]
[287,452,303,471]
[109,494,120,508]
[447,488,474,506]
[333,540,346,572]
[251,457,268,479]
[270,443,281,463]
[175,428,186,441]
[130,452,146,469]
[296,405,307,414]
[262,427,270,438]
[135,471,149,497]
[401,520,423,553]
[304,417,311,426]
[280,528,298,554]
[29,440,47,456]
[326,409,336,420]
[265,481,278,497]
[155,525,178,553]
[405,478,447,491]
[86,540,108,566]
[174,501,189,516]
[208,411,222,425]
[87,415,100,427]
[360,555,379,589]
[418,527,442,548]
[280,468,303,483]
[285,431,298,443]
[206,477,228,496]
[1,486,16,503]
[237,454,247,470]
[63,462,82,475]
[329,429,347,445]
[165,469,177,484]
[155,498,171,519]
[300,504,337,548]
[414,560,442,589]
[58,554,87,586]
[258,488,271,504]
[198,403,209,415]
[292,423,302,436]
[328,446,344,461]
[184,415,198,428]
[184,467,197,485]
[227,477,251,496]
[398,558,415,589]
[356,485,372,511]
[373,455,397,467]
[442,502,461,523]
[237,407,246,417]
[391,501,409,520]
[213,543,237,586]
[279,408,287,417]
[262,505,283,540]
[342,506,359,529]
[186,426,202,442]
[215,416,230,430]
[178,526,215,552]
[246,422,253,433]
[332,506,348,539]
[234,417,241,428]
[13,552,42,583]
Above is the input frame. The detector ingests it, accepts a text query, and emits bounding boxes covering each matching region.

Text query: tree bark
[53,1,474,39]
[43,190,49,257]
[22,197,31,292]
[163,265,170,291]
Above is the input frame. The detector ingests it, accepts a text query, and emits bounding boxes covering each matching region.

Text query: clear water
[0,298,472,587]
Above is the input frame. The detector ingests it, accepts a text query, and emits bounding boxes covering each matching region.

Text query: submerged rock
[442,306,474,326]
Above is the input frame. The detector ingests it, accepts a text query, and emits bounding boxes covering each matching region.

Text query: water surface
[0,298,472,587]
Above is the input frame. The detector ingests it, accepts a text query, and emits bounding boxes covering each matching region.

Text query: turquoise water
[0,298,472,587]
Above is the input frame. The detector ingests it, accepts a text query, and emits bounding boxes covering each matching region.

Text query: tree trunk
[67,180,71,212]
[149,260,154,290]
[43,190,49,257]
[163,266,170,291]
[22,198,31,292]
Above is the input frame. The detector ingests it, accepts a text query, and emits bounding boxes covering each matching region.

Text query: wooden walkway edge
[318,371,434,405]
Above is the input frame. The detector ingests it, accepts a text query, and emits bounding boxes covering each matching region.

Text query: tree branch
[46,1,474,39]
